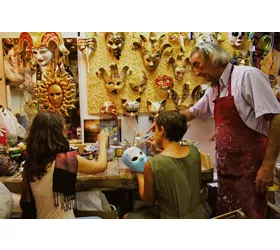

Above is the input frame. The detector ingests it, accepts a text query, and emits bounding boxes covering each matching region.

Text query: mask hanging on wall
[168,32,188,52]
[228,32,245,47]
[146,99,167,122]
[105,32,125,60]
[129,71,148,95]
[194,32,224,45]
[32,71,76,116]
[78,36,97,73]
[97,63,130,94]
[169,82,190,110]
[121,97,141,123]
[191,83,209,105]
[232,50,249,66]
[167,53,189,81]
[122,146,148,173]
[99,101,118,118]
[133,32,171,71]
[154,75,173,90]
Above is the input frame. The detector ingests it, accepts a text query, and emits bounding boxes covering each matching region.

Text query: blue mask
[122,146,148,173]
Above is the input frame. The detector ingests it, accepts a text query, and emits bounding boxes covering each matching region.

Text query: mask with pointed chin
[122,146,148,173]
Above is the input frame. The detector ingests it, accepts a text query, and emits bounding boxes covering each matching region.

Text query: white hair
[190,41,231,67]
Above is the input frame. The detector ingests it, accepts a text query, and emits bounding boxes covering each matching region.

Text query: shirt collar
[219,63,233,88]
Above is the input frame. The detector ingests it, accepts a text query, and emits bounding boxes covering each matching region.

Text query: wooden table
[0,157,214,194]
[0,157,138,193]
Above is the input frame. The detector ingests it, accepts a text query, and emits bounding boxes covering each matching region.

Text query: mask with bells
[122,146,148,173]
[228,32,245,47]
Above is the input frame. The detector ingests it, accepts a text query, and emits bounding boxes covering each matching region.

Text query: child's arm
[136,161,155,205]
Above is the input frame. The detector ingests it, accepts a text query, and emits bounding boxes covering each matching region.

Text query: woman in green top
[124,110,206,219]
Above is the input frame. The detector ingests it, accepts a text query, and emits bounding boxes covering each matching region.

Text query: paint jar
[115,146,124,157]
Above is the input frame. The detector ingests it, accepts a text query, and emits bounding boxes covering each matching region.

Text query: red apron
[214,65,268,219]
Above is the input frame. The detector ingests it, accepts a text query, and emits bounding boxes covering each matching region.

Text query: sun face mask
[122,146,148,173]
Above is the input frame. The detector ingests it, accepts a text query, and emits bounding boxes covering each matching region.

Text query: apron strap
[228,64,234,97]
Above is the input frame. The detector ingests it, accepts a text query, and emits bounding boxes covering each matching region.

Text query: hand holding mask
[122,146,148,173]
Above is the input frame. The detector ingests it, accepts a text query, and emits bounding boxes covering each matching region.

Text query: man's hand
[255,165,275,193]
[145,136,163,154]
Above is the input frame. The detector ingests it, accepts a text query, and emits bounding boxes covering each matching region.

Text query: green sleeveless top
[148,145,206,219]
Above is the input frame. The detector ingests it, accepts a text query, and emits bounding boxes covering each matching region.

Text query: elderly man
[176,41,280,219]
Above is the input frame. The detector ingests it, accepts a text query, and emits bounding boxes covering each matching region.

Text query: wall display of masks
[86,32,251,115]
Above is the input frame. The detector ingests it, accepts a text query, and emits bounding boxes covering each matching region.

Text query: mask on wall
[232,50,249,66]
[251,32,274,69]
[122,146,148,173]
[168,32,188,52]
[18,32,69,62]
[133,32,171,71]
[191,83,209,105]
[121,97,141,122]
[78,36,97,73]
[97,64,129,94]
[32,71,76,116]
[146,99,166,122]
[169,82,190,110]
[105,32,125,60]
[154,75,174,90]
[99,101,118,118]
[195,32,224,45]
[129,71,147,95]
[168,54,189,81]
[228,32,245,47]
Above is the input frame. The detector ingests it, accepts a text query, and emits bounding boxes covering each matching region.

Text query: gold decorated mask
[129,71,147,95]
[97,64,129,94]
[105,32,125,60]
[48,84,63,108]
[168,54,189,81]
[33,70,76,116]
[133,33,171,71]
